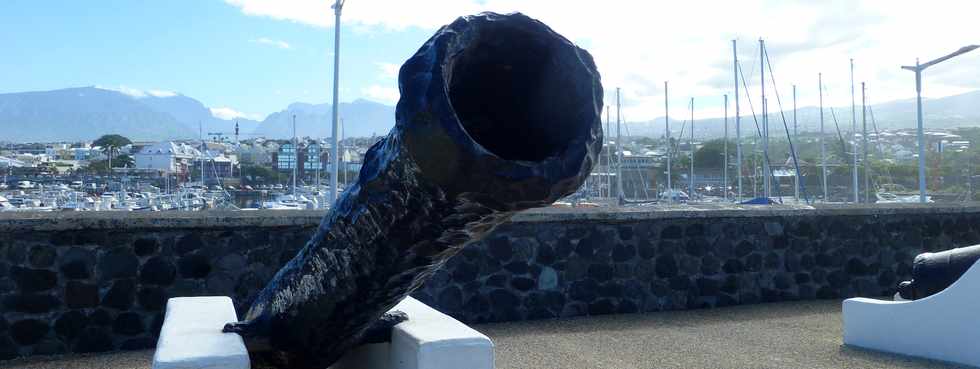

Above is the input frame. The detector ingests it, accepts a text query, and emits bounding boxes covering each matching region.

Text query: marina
[0,180,339,212]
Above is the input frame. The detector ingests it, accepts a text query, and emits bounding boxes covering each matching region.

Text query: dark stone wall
[411,211,980,323]
[1,206,979,359]
[0,225,314,360]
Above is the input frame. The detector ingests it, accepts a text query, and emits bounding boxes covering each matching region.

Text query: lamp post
[901,45,978,203]
[328,0,346,204]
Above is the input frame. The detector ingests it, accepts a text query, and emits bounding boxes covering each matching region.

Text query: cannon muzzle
[229,12,603,368]
[898,244,980,300]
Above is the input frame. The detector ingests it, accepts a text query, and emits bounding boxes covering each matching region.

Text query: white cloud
[225,0,980,122]
[96,85,178,99]
[210,107,259,120]
[374,62,399,80]
[362,85,399,104]
[250,37,291,49]
[147,89,177,98]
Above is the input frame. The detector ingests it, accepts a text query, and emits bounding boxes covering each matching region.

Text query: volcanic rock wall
[1,204,978,359]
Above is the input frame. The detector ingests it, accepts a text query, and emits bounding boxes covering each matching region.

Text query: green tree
[82,160,110,174]
[634,137,657,147]
[693,139,733,169]
[242,164,282,184]
[113,154,135,168]
[92,134,132,172]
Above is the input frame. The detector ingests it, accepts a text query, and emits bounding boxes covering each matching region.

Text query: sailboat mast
[340,118,346,186]
[819,73,828,202]
[665,81,672,204]
[606,106,611,199]
[200,121,205,188]
[760,38,770,199]
[733,40,742,202]
[724,94,729,202]
[862,82,869,203]
[316,141,320,189]
[689,97,695,200]
[616,88,623,202]
[793,84,799,201]
[292,114,297,196]
[850,58,859,203]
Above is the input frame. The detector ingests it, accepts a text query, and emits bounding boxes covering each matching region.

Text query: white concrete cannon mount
[330,296,495,369]
[843,260,980,367]
[152,296,250,369]
[152,296,494,369]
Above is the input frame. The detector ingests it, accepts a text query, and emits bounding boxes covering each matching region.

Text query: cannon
[897,244,980,300]
[222,12,603,368]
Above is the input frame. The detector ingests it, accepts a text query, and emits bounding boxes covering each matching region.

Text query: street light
[902,44,979,203]
[329,0,346,204]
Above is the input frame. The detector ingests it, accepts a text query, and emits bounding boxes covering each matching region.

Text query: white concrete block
[332,296,494,369]
[843,260,980,367]
[152,296,250,369]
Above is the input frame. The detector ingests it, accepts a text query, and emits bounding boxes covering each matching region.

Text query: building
[238,143,275,165]
[190,153,236,180]
[45,144,74,161]
[272,142,333,182]
[0,156,27,168]
[273,142,302,173]
[133,141,201,174]
[72,147,98,161]
[304,143,323,175]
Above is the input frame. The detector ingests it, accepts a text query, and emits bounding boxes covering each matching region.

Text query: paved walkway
[477,300,964,369]
[0,300,964,369]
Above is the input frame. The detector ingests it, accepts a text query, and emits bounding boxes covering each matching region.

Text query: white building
[133,141,202,174]
[0,156,27,168]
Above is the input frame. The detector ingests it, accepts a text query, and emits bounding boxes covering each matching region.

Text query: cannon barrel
[898,245,980,300]
[225,12,603,368]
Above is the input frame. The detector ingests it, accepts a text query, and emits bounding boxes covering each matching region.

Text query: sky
[1,0,979,123]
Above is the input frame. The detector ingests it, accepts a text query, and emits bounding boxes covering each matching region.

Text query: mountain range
[625,90,980,139]
[0,87,395,143]
[1,86,978,143]
[253,100,395,139]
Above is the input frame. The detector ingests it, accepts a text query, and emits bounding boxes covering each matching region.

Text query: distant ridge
[626,89,980,139]
[0,87,194,142]
[2,86,974,143]
[252,99,395,139]
[0,87,394,143]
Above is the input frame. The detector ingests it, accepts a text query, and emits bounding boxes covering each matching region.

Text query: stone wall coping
[2,203,979,232]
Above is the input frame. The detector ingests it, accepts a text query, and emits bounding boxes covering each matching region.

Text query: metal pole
[902,46,980,203]
[724,94,729,202]
[915,62,926,203]
[733,40,742,202]
[328,0,344,204]
[665,81,671,204]
[819,73,827,202]
[760,39,769,199]
[616,88,623,202]
[690,97,695,200]
[850,58,859,203]
[862,82,869,203]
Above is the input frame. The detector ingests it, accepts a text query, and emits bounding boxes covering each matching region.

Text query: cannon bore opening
[449,23,591,162]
